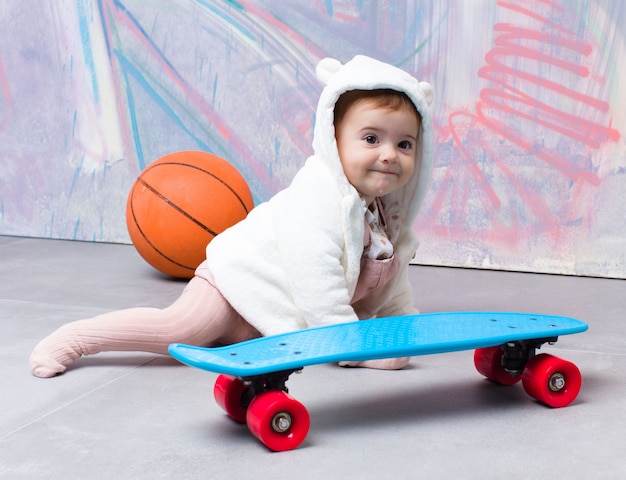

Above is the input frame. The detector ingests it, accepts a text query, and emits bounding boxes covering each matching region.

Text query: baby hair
[333,89,422,129]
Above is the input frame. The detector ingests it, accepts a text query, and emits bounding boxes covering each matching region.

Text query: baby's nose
[380,144,398,162]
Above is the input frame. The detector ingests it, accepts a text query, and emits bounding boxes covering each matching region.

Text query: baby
[30,55,434,377]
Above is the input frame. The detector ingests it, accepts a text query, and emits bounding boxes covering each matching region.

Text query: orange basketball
[126,151,254,278]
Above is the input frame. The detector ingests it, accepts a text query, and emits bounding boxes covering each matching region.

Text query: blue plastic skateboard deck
[168,312,587,452]
[169,312,587,376]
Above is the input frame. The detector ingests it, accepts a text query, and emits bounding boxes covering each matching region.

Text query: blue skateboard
[169,312,587,451]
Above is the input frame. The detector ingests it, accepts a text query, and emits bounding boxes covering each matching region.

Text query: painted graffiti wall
[0,0,624,278]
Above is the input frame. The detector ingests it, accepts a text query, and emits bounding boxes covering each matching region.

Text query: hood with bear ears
[312,55,434,232]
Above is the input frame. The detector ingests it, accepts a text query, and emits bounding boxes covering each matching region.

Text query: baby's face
[335,100,420,206]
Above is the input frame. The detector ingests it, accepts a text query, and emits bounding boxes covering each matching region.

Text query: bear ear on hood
[316,57,343,85]
[418,81,434,107]
[316,56,434,107]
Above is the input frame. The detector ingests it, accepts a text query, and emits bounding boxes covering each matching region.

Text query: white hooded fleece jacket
[202,55,434,336]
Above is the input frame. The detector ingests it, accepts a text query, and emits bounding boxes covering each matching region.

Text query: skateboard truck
[212,369,311,451]
[239,368,302,409]
[500,336,558,375]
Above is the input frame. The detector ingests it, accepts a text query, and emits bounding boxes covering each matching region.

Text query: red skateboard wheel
[214,374,248,423]
[522,353,582,408]
[474,346,521,386]
[246,390,310,452]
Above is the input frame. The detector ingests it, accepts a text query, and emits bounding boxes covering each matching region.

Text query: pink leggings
[31,255,401,378]
[29,275,260,378]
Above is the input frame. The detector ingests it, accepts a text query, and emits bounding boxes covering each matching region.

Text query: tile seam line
[0,357,160,440]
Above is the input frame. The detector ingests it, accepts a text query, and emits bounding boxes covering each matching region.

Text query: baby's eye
[364,135,378,144]
[398,140,413,150]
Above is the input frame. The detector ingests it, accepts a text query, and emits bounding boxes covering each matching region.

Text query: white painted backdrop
[0,0,624,278]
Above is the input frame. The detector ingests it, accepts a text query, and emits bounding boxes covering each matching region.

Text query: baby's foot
[338,357,410,370]
[29,327,85,378]
[30,348,68,377]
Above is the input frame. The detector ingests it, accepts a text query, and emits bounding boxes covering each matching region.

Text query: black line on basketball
[128,186,198,273]
[136,176,220,237]
[147,161,251,214]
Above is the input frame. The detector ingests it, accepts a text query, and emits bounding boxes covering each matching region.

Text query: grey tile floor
[1,235,624,479]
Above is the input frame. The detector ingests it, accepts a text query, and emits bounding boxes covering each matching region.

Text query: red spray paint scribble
[424,0,621,246]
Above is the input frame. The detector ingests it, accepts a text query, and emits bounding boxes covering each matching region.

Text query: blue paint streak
[73,219,81,240]
[223,0,245,12]
[195,0,256,40]
[325,0,333,16]
[72,111,77,138]
[114,0,188,81]
[396,6,448,68]
[274,137,281,164]
[70,164,82,198]
[212,73,218,109]
[115,51,213,170]
[77,1,100,103]
[104,1,256,177]
[97,0,112,59]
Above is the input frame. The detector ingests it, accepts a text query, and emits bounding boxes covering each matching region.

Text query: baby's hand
[338,357,410,370]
